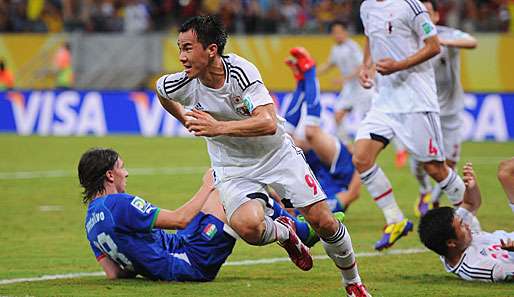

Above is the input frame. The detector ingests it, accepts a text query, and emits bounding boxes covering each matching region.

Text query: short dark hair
[78,148,119,204]
[422,0,438,11]
[329,20,348,31]
[180,15,228,55]
[418,207,457,256]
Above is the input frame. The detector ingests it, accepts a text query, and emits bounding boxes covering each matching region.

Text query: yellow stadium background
[0,34,513,92]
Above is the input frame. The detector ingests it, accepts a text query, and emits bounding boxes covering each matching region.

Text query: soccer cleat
[275,216,313,271]
[346,283,372,297]
[297,212,346,248]
[394,150,408,168]
[289,47,316,72]
[414,192,432,218]
[374,219,413,251]
[284,57,304,81]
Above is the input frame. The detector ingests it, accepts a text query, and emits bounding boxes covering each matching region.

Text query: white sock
[438,168,465,206]
[321,222,361,285]
[510,202,514,213]
[431,183,443,203]
[410,159,432,194]
[360,164,404,224]
[258,216,289,245]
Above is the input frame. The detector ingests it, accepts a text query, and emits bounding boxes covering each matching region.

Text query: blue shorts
[168,212,236,281]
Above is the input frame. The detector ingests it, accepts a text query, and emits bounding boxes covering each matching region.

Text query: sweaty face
[112,158,128,194]
[177,29,210,78]
[331,25,348,44]
[452,216,472,250]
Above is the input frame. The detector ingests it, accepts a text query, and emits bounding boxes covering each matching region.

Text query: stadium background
[1,1,514,296]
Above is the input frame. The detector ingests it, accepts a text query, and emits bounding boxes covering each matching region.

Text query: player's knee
[423,161,446,181]
[232,219,263,244]
[304,211,338,236]
[304,126,319,141]
[498,158,514,181]
[352,153,373,172]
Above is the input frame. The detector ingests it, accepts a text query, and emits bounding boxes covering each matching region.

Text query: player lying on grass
[79,147,337,281]
[418,161,514,282]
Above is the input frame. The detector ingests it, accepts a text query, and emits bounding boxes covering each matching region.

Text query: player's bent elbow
[263,121,277,135]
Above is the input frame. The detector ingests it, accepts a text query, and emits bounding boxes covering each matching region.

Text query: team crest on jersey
[422,22,433,35]
[231,95,253,116]
[130,196,155,214]
[202,223,217,240]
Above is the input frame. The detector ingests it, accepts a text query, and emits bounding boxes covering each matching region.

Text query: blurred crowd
[0,0,511,34]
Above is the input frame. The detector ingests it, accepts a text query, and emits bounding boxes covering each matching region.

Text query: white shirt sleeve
[242,82,273,113]
[155,72,192,105]
[406,0,437,40]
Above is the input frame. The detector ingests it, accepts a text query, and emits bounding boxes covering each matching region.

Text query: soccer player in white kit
[155,16,371,296]
[412,0,478,217]
[317,21,375,144]
[356,0,466,251]
[419,162,514,282]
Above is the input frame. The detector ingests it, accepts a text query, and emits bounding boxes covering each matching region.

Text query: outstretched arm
[460,162,481,215]
[498,158,514,205]
[439,34,477,49]
[154,170,216,229]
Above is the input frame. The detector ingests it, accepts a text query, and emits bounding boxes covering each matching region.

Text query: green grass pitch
[0,135,513,296]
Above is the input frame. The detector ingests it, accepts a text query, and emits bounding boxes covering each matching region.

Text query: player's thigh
[392,112,445,163]
[353,110,392,166]
[441,114,462,163]
[216,178,266,223]
[266,145,326,209]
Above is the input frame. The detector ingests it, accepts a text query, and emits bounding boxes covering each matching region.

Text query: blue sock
[303,67,321,118]
[284,80,305,128]
[268,200,310,244]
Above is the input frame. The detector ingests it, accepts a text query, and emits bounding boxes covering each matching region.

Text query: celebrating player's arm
[497,157,514,209]
[183,103,277,137]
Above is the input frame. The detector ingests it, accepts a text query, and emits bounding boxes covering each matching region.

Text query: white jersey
[156,53,287,168]
[433,25,468,116]
[329,39,366,95]
[441,207,514,282]
[360,0,439,113]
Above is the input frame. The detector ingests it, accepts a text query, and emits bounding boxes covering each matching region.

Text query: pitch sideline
[0,248,427,285]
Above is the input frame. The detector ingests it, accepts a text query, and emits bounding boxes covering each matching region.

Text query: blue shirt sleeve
[110,194,161,233]
[89,241,105,261]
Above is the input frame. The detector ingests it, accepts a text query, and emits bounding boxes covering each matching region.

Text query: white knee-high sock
[360,164,404,224]
[431,183,443,203]
[258,216,289,245]
[438,168,465,206]
[409,159,432,194]
[321,222,361,285]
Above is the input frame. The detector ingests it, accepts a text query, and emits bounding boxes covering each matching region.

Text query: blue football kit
[85,193,236,281]
[304,142,355,212]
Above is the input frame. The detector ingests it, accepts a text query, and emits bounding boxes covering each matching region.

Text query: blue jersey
[305,142,354,211]
[85,193,236,281]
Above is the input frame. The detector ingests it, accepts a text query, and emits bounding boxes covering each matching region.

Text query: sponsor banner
[0,90,513,141]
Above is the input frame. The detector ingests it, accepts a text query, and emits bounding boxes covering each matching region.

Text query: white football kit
[433,25,471,162]
[330,39,374,116]
[442,208,514,282]
[156,54,326,219]
[357,0,444,162]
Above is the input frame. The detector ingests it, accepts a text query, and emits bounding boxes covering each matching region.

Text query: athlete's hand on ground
[462,162,476,189]
[359,66,374,89]
[500,238,514,251]
[376,58,404,75]
[185,109,222,137]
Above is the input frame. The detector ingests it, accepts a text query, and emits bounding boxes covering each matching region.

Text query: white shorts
[213,137,327,221]
[440,114,462,162]
[335,85,374,116]
[355,109,445,162]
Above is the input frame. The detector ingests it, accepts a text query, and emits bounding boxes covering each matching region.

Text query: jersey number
[95,232,134,271]
[305,174,318,195]
[429,138,438,155]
